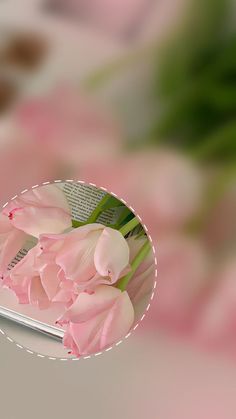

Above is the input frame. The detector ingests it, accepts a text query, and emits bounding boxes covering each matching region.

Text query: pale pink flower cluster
[0,184,154,357]
[0,184,72,279]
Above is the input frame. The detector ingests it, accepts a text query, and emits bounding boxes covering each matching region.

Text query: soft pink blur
[149,234,209,335]
[49,0,153,38]
[0,2,236,417]
[0,142,58,207]
[81,149,203,236]
[15,86,122,169]
[195,258,236,357]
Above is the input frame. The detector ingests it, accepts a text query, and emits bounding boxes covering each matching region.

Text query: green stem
[119,217,140,236]
[117,240,151,291]
[72,220,87,228]
[72,198,140,234]
[87,194,111,223]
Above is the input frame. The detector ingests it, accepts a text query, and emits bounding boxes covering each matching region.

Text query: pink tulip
[39,223,130,289]
[4,245,73,309]
[0,184,72,279]
[2,184,72,238]
[57,285,135,356]
[5,224,130,306]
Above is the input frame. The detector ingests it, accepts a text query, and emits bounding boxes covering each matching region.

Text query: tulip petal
[5,246,44,305]
[58,285,121,324]
[9,246,38,279]
[0,227,27,278]
[63,328,80,357]
[40,264,61,300]
[29,276,50,309]
[8,206,72,238]
[55,225,103,282]
[69,314,105,355]
[60,285,134,356]
[3,184,72,237]
[94,227,130,282]
[100,290,134,348]
[5,184,70,214]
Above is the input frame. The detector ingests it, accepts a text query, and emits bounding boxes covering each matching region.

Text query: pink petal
[53,224,104,281]
[94,227,130,282]
[7,277,31,304]
[100,290,134,348]
[3,246,37,303]
[57,285,121,324]
[3,184,72,237]
[52,288,73,304]
[9,206,72,238]
[5,245,38,285]
[61,285,134,356]
[69,314,106,355]
[56,230,100,282]
[40,264,61,300]
[5,184,70,214]
[63,328,81,357]
[0,227,27,278]
[28,276,50,309]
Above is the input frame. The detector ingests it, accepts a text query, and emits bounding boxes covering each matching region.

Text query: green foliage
[98,195,124,212]
[151,0,236,162]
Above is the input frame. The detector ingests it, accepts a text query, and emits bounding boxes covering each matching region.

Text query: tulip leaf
[100,195,124,211]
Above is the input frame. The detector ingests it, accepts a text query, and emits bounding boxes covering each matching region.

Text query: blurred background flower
[0,0,236,417]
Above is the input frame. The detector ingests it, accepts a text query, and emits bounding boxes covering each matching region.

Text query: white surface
[1,329,236,418]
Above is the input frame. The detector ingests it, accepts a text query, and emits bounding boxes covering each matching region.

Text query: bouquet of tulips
[0,183,154,357]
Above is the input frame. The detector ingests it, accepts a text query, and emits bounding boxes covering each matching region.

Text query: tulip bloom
[4,244,74,309]
[38,223,130,290]
[2,184,72,238]
[57,285,135,357]
[0,184,72,279]
[5,223,130,307]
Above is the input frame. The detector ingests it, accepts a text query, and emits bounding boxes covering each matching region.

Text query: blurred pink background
[0,0,236,418]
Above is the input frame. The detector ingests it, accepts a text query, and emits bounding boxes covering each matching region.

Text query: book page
[62,181,119,224]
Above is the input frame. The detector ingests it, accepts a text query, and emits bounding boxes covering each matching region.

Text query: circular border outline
[0,179,158,361]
